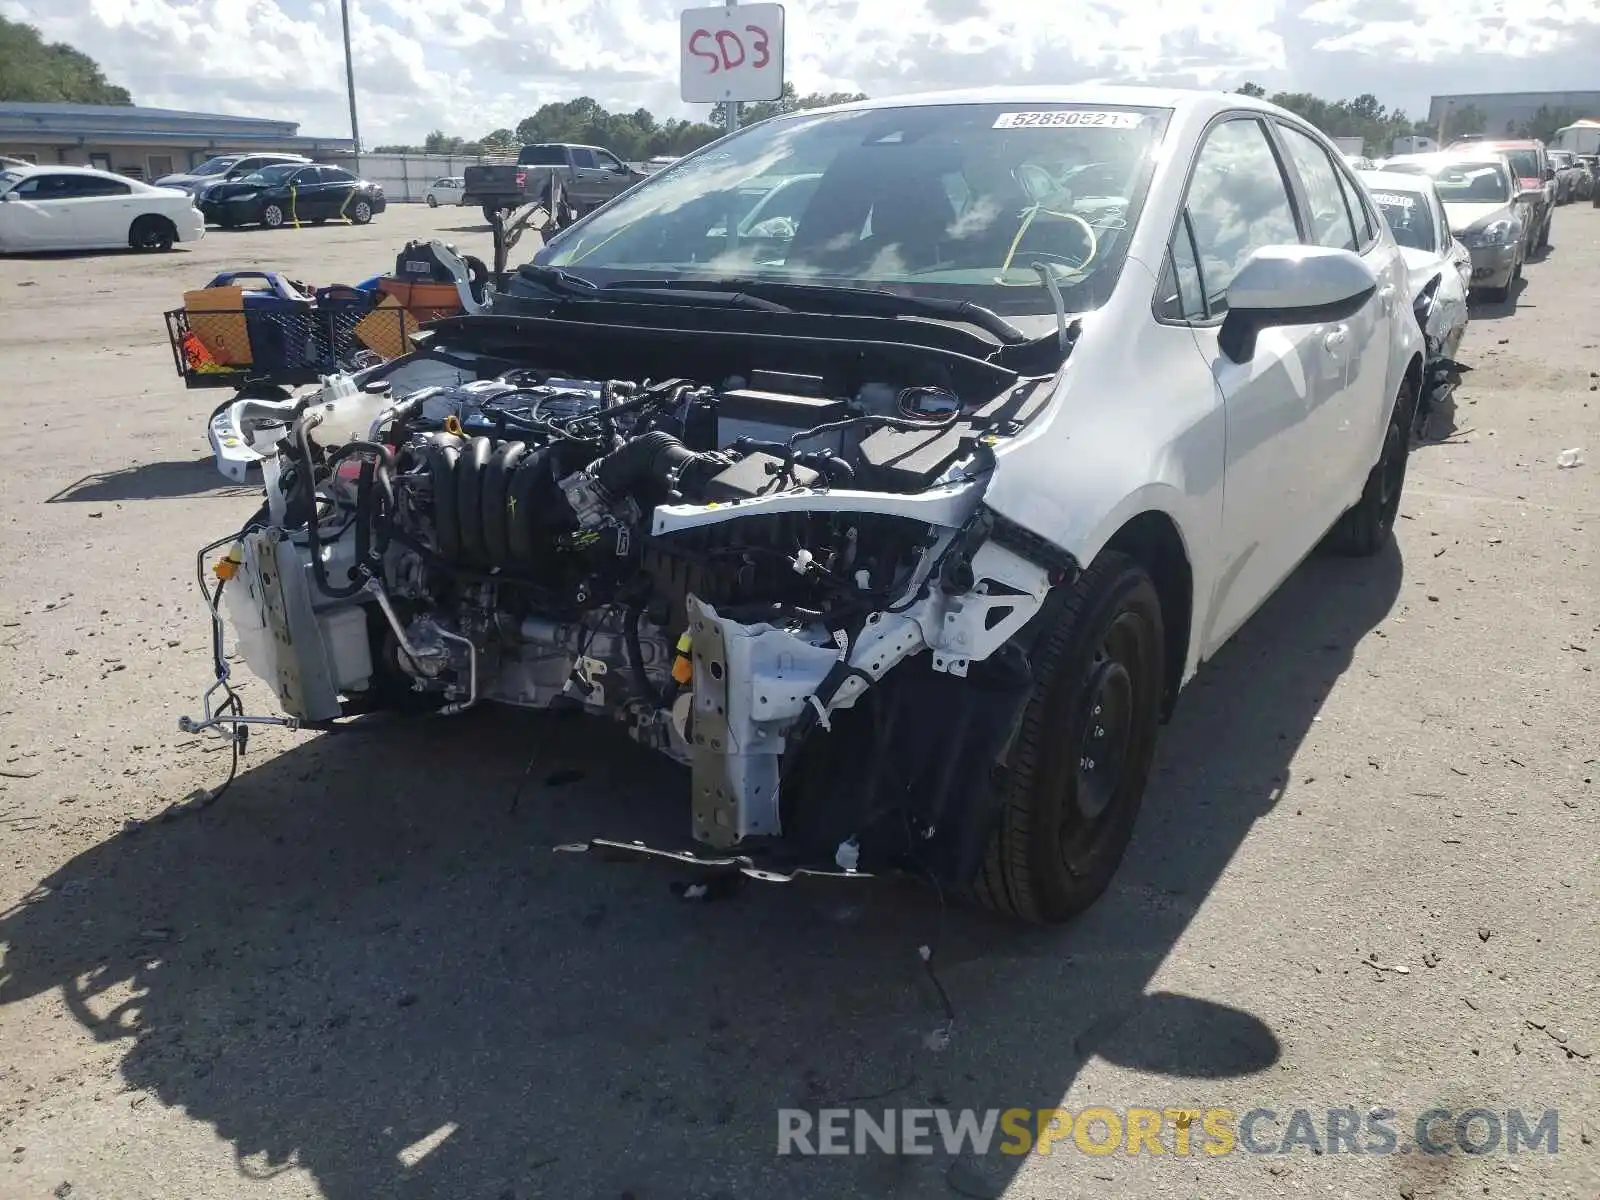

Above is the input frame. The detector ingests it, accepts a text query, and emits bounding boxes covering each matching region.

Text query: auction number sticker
[1371,191,1417,208]
[993,110,1144,130]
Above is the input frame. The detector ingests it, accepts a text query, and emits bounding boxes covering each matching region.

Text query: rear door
[1272,121,1399,511]
[567,147,604,208]
[1173,115,1335,649]
[68,173,136,245]
[317,167,360,219]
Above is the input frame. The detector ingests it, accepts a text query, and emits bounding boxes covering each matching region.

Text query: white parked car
[425,176,465,207]
[1357,169,1471,430]
[190,87,1424,924]
[0,164,204,254]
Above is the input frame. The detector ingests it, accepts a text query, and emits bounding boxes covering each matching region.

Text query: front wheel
[261,203,285,229]
[350,198,374,225]
[969,553,1165,924]
[426,194,438,208]
[1323,379,1414,556]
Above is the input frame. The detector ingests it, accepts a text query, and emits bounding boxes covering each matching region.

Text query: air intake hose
[594,431,729,506]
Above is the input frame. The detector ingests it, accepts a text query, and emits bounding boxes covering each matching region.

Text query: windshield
[238,165,301,186]
[192,156,239,176]
[537,102,1171,316]
[1368,187,1435,252]
[1388,160,1510,204]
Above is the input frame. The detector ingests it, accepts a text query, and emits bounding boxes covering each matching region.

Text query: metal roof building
[1428,91,1600,139]
[0,102,355,181]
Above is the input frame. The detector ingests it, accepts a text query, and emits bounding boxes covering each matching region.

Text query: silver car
[1382,154,1524,302]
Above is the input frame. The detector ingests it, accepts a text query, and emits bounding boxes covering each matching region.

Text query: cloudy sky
[5,0,1599,144]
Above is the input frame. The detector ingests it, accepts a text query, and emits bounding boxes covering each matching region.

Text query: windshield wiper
[515,264,789,312]
[605,277,1032,344]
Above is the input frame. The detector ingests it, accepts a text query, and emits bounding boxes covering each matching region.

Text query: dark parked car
[462,143,646,223]
[196,164,386,229]
[153,152,310,195]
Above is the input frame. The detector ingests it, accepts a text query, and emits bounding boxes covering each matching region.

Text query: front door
[1173,115,1343,651]
[7,173,81,248]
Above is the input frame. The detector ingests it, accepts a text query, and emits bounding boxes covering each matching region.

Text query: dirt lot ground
[0,202,1596,1200]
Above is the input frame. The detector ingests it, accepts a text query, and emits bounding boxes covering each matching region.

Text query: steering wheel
[995,206,1099,284]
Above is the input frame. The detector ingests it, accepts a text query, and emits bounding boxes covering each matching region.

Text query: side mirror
[0,191,17,202]
[1219,245,1378,364]
[1543,167,1556,181]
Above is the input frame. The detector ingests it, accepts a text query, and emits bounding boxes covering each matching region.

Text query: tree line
[373,84,868,159]
[1235,82,1586,150]
[0,16,132,105]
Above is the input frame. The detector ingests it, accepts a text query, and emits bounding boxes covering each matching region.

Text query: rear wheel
[128,214,176,252]
[1324,379,1414,556]
[969,553,1165,924]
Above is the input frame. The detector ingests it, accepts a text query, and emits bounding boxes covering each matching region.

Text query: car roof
[785,84,1285,121]
[3,163,124,177]
[1384,151,1511,169]
[1357,169,1441,193]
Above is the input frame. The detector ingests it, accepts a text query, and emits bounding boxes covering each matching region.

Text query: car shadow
[46,458,257,503]
[0,542,1403,1198]
[3,248,196,260]
[1466,274,1527,319]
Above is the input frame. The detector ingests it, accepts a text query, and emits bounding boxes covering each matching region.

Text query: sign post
[680,1,785,137]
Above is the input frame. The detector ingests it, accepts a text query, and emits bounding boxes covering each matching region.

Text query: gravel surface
[0,203,1595,1200]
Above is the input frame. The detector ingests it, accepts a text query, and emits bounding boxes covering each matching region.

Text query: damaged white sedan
[185,87,1424,923]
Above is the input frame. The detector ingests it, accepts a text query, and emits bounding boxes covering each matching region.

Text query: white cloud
[5,0,1600,144]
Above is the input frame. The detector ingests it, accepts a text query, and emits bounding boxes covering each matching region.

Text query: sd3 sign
[680,3,785,105]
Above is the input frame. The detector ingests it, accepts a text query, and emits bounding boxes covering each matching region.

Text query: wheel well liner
[1101,511,1192,720]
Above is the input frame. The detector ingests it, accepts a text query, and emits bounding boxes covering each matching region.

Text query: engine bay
[190,334,1065,875]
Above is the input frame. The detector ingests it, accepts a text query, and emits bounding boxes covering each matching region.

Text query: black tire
[426,195,438,208]
[128,214,175,252]
[1324,379,1414,556]
[969,552,1165,924]
[350,198,374,225]
[262,203,286,229]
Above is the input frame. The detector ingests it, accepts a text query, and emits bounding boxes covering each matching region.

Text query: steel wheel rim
[1061,610,1147,876]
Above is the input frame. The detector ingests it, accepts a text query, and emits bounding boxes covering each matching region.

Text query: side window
[1331,163,1377,248]
[319,168,354,184]
[570,148,596,169]
[1183,117,1300,316]
[592,149,623,172]
[1155,211,1206,321]
[1276,124,1358,251]
[18,174,78,199]
[77,176,131,197]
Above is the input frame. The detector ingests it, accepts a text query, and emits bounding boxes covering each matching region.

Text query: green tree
[1443,103,1487,139]
[0,16,132,104]
[712,82,869,127]
[1235,81,1267,98]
